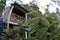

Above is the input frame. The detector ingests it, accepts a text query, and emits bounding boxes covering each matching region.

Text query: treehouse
[3,3,28,29]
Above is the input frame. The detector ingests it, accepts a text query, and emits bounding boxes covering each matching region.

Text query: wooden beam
[14,5,26,13]
[7,6,14,30]
[25,13,28,25]
[9,21,18,25]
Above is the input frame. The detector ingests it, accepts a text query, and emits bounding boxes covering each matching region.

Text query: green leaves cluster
[0,0,6,13]
[24,0,59,40]
[2,0,60,40]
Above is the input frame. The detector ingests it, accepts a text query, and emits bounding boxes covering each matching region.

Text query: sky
[21,0,58,14]
[6,0,60,14]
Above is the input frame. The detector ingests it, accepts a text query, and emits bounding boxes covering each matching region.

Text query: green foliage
[3,0,59,40]
[0,0,6,13]
[24,1,59,40]
[3,25,25,40]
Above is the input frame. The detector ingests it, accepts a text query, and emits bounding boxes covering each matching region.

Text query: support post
[25,31,28,39]
[25,13,28,25]
[7,6,14,30]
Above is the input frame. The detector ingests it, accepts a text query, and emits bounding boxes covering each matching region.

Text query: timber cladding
[3,3,28,25]
[10,12,25,24]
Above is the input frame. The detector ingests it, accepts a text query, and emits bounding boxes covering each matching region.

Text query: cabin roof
[12,2,29,13]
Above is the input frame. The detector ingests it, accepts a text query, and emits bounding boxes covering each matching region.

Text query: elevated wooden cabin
[3,3,28,29]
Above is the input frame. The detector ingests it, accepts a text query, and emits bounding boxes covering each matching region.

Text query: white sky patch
[36,0,51,6]
[36,0,52,14]
[21,0,59,14]
[0,0,1,1]
[6,0,22,7]
[21,0,32,4]
[21,0,53,14]
[36,0,60,14]
[49,5,56,13]
[6,0,60,14]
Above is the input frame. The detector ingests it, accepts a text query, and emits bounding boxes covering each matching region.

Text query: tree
[0,0,6,13]
[3,0,59,40]
[24,0,51,40]
[24,0,59,40]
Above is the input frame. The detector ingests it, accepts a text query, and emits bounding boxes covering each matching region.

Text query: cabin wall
[10,12,25,24]
[3,4,28,26]
[3,6,11,23]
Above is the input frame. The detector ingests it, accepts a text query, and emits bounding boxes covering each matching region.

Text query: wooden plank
[9,21,18,25]
[7,6,14,30]
[3,6,11,23]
